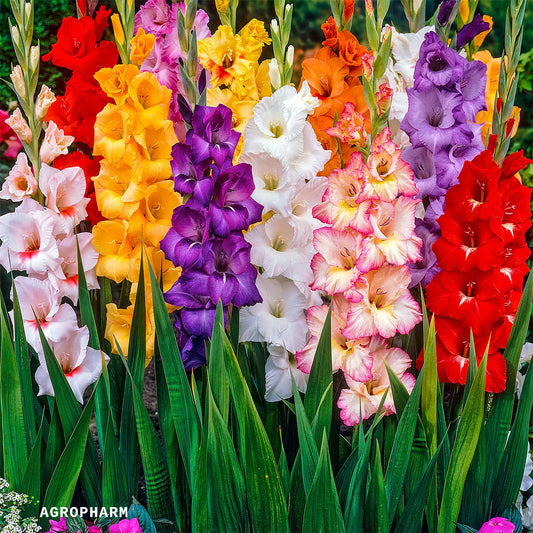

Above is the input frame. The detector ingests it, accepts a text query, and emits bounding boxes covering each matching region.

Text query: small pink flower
[46,517,68,532]
[109,518,143,533]
[478,517,515,533]
[5,108,32,143]
[39,121,74,164]
[88,527,103,533]
[35,85,56,121]
[0,152,37,201]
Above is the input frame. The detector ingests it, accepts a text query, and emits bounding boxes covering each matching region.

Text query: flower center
[263,173,279,191]
[269,298,284,318]
[429,55,447,72]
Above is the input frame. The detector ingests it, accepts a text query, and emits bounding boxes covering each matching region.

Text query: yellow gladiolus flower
[215,0,230,13]
[128,71,172,112]
[94,64,140,105]
[134,121,177,164]
[93,219,135,283]
[198,25,253,89]
[473,15,493,48]
[130,28,156,66]
[94,172,142,220]
[105,303,155,366]
[239,19,271,62]
[207,88,257,133]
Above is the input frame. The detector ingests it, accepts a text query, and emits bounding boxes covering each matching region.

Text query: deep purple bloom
[437,0,456,25]
[178,327,207,370]
[161,205,209,268]
[414,32,466,90]
[456,13,491,49]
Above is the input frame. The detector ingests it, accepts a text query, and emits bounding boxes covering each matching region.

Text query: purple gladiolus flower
[409,220,440,288]
[414,32,466,90]
[437,0,456,25]
[456,13,491,48]
[456,59,488,119]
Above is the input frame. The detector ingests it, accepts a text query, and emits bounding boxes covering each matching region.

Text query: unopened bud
[11,26,21,48]
[35,85,56,120]
[382,25,392,41]
[5,108,32,144]
[271,19,279,35]
[375,82,393,116]
[505,118,516,139]
[24,2,31,23]
[269,58,282,90]
[365,0,374,17]
[30,45,40,73]
[286,45,294,68]
[362,52,374,80]
[10,66,25,99]
[111,14,125,46]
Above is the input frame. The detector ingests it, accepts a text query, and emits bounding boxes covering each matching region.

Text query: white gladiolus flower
[520,342,533,365]
[265,344,308,402]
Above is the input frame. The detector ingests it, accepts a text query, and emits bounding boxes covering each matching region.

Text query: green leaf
[216,309,289,532]
[21,418,42,516]
[148,257,200,487]
[384,365,424,523]
[206,378,248,532]
[208,302,230,423]
[438,345,488,533]
[304,306,332,442]
[278,434,290,502]
[364,441,389,533]
[43,394,95,509]
[421,316,438,456]
[42,402,64,490]
[128,500,157,533]
[0,308,28,490]
[302,431,345,533]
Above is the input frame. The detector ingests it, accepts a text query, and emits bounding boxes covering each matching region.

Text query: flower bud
[286,45,294,68]
[382,25,392,41]
[111,14,125,46]
[5,108,32,144]
[365,0,374,17]
[10,65,25,99]
[269,58,282,90]
[11,26,21,48]
[215,0,230,13]
[35,85,56,120]
[24,2,31,23]
[271,19,279,35]
[30,45,40,73]
[375,82,393,116]
[362,52,374,80]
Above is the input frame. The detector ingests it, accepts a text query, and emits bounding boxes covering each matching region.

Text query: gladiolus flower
[40,121,75,164]
[35,85,56,121]
[5,108,32,143]
[0,152,37,201]
[130,27,156,66]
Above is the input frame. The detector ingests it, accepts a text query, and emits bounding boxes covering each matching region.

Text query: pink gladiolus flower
[35,325,109,403]
[361,128,418,201]
[109,518,143,533]
[358,196,422,271]
[0,199,61,276]
[338,337,416,425]
[297,294,374,382]
[39,164,90,235]
[313,152,373,234]
[12,276,79,351]
[325,102,367,147]
[478,517,515,533]
[0,152,37,201]
[39,121,74,164]
[343,264,422,339]
[310,227,365,294]
[48,233,99,304]
[5,108,32,143]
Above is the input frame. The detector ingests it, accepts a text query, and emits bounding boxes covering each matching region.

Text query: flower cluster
[238,82,330,401]
[43,8,119,226]
[401,31,488,287]
[91,64,181,364]
[161,103,262,369]
[199,20,272,135]
[300,16,370,174]
[0,478,40,533]
[297,127,422,425]
[421,149,532,392]
[0,139,104,403]
[135,0,211,141]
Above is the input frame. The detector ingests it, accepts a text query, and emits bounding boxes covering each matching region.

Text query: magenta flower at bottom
[478,517,515,533]
[109,518,143,533]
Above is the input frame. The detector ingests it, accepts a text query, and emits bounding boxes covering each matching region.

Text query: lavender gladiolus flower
[456,13,491,48]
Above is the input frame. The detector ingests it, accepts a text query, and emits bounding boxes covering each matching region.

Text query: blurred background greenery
[0,0,531,162]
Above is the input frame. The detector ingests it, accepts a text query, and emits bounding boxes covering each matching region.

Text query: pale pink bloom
[239,275,308,354]
[265,344,308,402]
[39,163,89,235]
[360,128,418,202]
[310,227,365,295]
[296,294,374,382]
[358,196,422,271]
[0,199,61,276]
[289,176,328,241]
[39,121,74,164]
[46,233,99,304]
[35,325,109,403]
[5,108,32,143]
[11,276,79,351]
[343,264,422,339]
[35,85,56,121]
[338,337,416,425]
[0,152,37,201]
[313,153,373,234]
